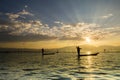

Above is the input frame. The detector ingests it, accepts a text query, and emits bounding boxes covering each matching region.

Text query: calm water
[0,52,120,80]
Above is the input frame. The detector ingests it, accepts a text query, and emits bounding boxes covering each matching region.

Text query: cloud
[0,19,104,42]
[0,18,57,42]
[6,13,20,21]
[6,9,33,21]
[54,21,63,25]
[0,31,56,42]
[101,13,113,19]
[25,5,28,8]
[0,18,113,42]
[105,27,120,36]
[0,12,3,15]
[0,18,13,25]
[0,10,118,42]
[18,9,33,16]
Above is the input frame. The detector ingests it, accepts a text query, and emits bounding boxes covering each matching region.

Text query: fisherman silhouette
[76,46,82,56]
[41,48,44,55]
[104,49,106,53]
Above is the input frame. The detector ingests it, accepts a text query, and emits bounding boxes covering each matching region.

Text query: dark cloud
[59,36,83,41]
[0,18,13,25]
[0,31,57,42]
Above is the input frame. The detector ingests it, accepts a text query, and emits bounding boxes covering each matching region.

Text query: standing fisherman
[41,48,44,55]
[76,46,82,56]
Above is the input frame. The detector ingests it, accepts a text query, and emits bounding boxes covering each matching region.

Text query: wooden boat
[79,52,99,56]
[42,52,55,55]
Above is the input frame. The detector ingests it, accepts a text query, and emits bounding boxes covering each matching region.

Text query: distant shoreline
[0,47,120,53]
[0,48,41,53]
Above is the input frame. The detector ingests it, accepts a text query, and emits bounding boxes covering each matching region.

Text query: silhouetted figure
[41,48,44,55]
[104,49,106,53]
[76,46,82,56]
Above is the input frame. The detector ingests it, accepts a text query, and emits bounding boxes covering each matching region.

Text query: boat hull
[42,53,55,55]
[79,52,99,56]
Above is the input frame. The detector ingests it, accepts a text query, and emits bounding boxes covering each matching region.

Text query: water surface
[0,52,120,80]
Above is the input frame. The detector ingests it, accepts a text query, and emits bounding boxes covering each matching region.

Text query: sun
[85,37,91,43]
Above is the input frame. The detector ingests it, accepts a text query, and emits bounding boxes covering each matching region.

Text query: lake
[0,52,120,80]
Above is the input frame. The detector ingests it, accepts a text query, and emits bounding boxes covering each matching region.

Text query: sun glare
[85,37,91,43]
[87,51,91,54]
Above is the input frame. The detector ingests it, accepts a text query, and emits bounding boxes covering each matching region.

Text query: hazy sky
[0,0,120,48]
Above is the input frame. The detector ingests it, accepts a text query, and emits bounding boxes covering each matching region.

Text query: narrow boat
[42,52,55,55]
[79,52,99,56]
